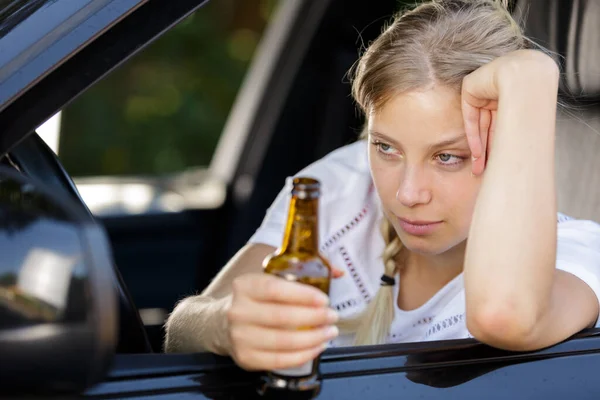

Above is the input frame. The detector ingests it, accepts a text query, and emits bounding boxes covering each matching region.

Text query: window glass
[57,0,279,177]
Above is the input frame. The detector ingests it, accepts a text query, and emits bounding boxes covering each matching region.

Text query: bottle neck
[280,195,319,254]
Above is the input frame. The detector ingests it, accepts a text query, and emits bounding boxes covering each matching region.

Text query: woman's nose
[396,166,432,207]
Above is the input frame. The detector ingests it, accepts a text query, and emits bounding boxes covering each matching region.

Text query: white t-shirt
[248,140,600,347]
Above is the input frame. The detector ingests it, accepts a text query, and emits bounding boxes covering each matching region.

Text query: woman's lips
[397,217,443,236]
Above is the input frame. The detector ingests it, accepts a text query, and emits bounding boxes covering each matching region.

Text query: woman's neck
[396,241,466,311]
[403,240,466,286]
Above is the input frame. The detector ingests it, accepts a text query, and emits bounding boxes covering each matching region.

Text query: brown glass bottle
[259,177,332,397]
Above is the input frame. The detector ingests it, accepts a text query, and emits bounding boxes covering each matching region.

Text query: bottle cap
[292,177,320,199]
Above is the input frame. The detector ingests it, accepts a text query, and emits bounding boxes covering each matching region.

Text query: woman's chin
[399,236,454,256]
[403,244,441,256]
[400,238,437,255]
[398,232,468,257]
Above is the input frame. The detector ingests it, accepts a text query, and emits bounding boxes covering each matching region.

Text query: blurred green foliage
[59,0,279,177]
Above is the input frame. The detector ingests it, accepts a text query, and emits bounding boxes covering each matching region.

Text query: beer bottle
[259,177,332,396]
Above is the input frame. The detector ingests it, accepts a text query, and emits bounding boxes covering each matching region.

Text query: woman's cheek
[370,163,399,206]
[444,173,481,218]
[434,168,478,200]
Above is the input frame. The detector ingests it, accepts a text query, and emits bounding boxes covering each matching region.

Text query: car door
[83,332,600,398]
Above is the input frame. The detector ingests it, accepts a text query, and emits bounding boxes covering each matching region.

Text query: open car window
[40,0,280,217]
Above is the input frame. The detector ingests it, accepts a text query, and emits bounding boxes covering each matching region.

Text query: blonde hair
[337,0,529,346]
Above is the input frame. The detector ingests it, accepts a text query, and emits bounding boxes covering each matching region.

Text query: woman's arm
[165,243,343,356]
[164,243,276,354]
[462,50,599,350]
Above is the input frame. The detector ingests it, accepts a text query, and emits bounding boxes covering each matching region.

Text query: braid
[381,217,403,273]
[337,218,403,345]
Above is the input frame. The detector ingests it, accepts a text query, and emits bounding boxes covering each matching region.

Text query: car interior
[2,0,600,358]
[516,0,600,222]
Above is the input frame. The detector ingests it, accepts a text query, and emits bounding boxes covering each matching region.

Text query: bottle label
[272,360,314,377]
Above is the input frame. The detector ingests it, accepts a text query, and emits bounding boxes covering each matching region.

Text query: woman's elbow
[466,304,540,351]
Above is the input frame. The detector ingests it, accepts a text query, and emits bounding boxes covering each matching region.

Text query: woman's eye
[436,153,464,166]
[379,143,393,153]
[439,154,453,162]
[373,142,396,156]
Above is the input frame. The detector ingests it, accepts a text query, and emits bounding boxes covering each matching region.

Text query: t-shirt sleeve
[247,177,293,249]
[555,216,600,327]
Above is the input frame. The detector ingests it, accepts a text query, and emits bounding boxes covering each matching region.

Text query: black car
[2,0,600,398]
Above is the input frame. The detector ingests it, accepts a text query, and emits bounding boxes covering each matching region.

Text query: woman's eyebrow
[428,135,469,150]
[370,131,469,151]
[369,131,401,148]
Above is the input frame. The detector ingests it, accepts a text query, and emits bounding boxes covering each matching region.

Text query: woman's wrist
[211,296,234,355]
[496,51,560,103]
[492,57,559,147]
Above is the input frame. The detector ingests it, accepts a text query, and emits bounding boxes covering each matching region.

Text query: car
[1,0,600,398]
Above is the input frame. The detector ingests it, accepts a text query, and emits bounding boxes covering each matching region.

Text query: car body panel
[83,334,600,398]
[0,0,142,112]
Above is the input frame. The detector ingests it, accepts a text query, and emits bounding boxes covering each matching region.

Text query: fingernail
[471,156,478,163]
[326,309,339,324]
[324,325,339,339]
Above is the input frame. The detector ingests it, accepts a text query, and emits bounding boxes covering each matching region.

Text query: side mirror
[0,165,117,395]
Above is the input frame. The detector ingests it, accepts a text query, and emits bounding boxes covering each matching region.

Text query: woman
[164,0,600,372]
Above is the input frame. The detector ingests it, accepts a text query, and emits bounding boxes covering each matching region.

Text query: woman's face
[368,85,481,255]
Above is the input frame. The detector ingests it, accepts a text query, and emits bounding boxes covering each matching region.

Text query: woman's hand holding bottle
[225,270,343,372]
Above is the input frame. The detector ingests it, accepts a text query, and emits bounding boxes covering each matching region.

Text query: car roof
[0,0,208,155]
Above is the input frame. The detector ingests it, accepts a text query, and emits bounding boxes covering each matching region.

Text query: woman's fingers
[233,273,330,307]
[232,344,326,372]
[462,62,500,175]
[230,324,339,352]
[487,110,497,162]
[461,98,483,163]
[473,109,492,175]
[332,266,345,279]
[227,298,338,329]
[228,272,342,372]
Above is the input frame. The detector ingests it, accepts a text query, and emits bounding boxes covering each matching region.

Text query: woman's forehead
[368,87,467,148]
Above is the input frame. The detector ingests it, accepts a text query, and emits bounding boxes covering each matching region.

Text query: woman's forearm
[164,295,232,354]
[464,61,560,344]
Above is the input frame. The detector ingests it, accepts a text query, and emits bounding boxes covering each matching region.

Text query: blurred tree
[59,0,279,177]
